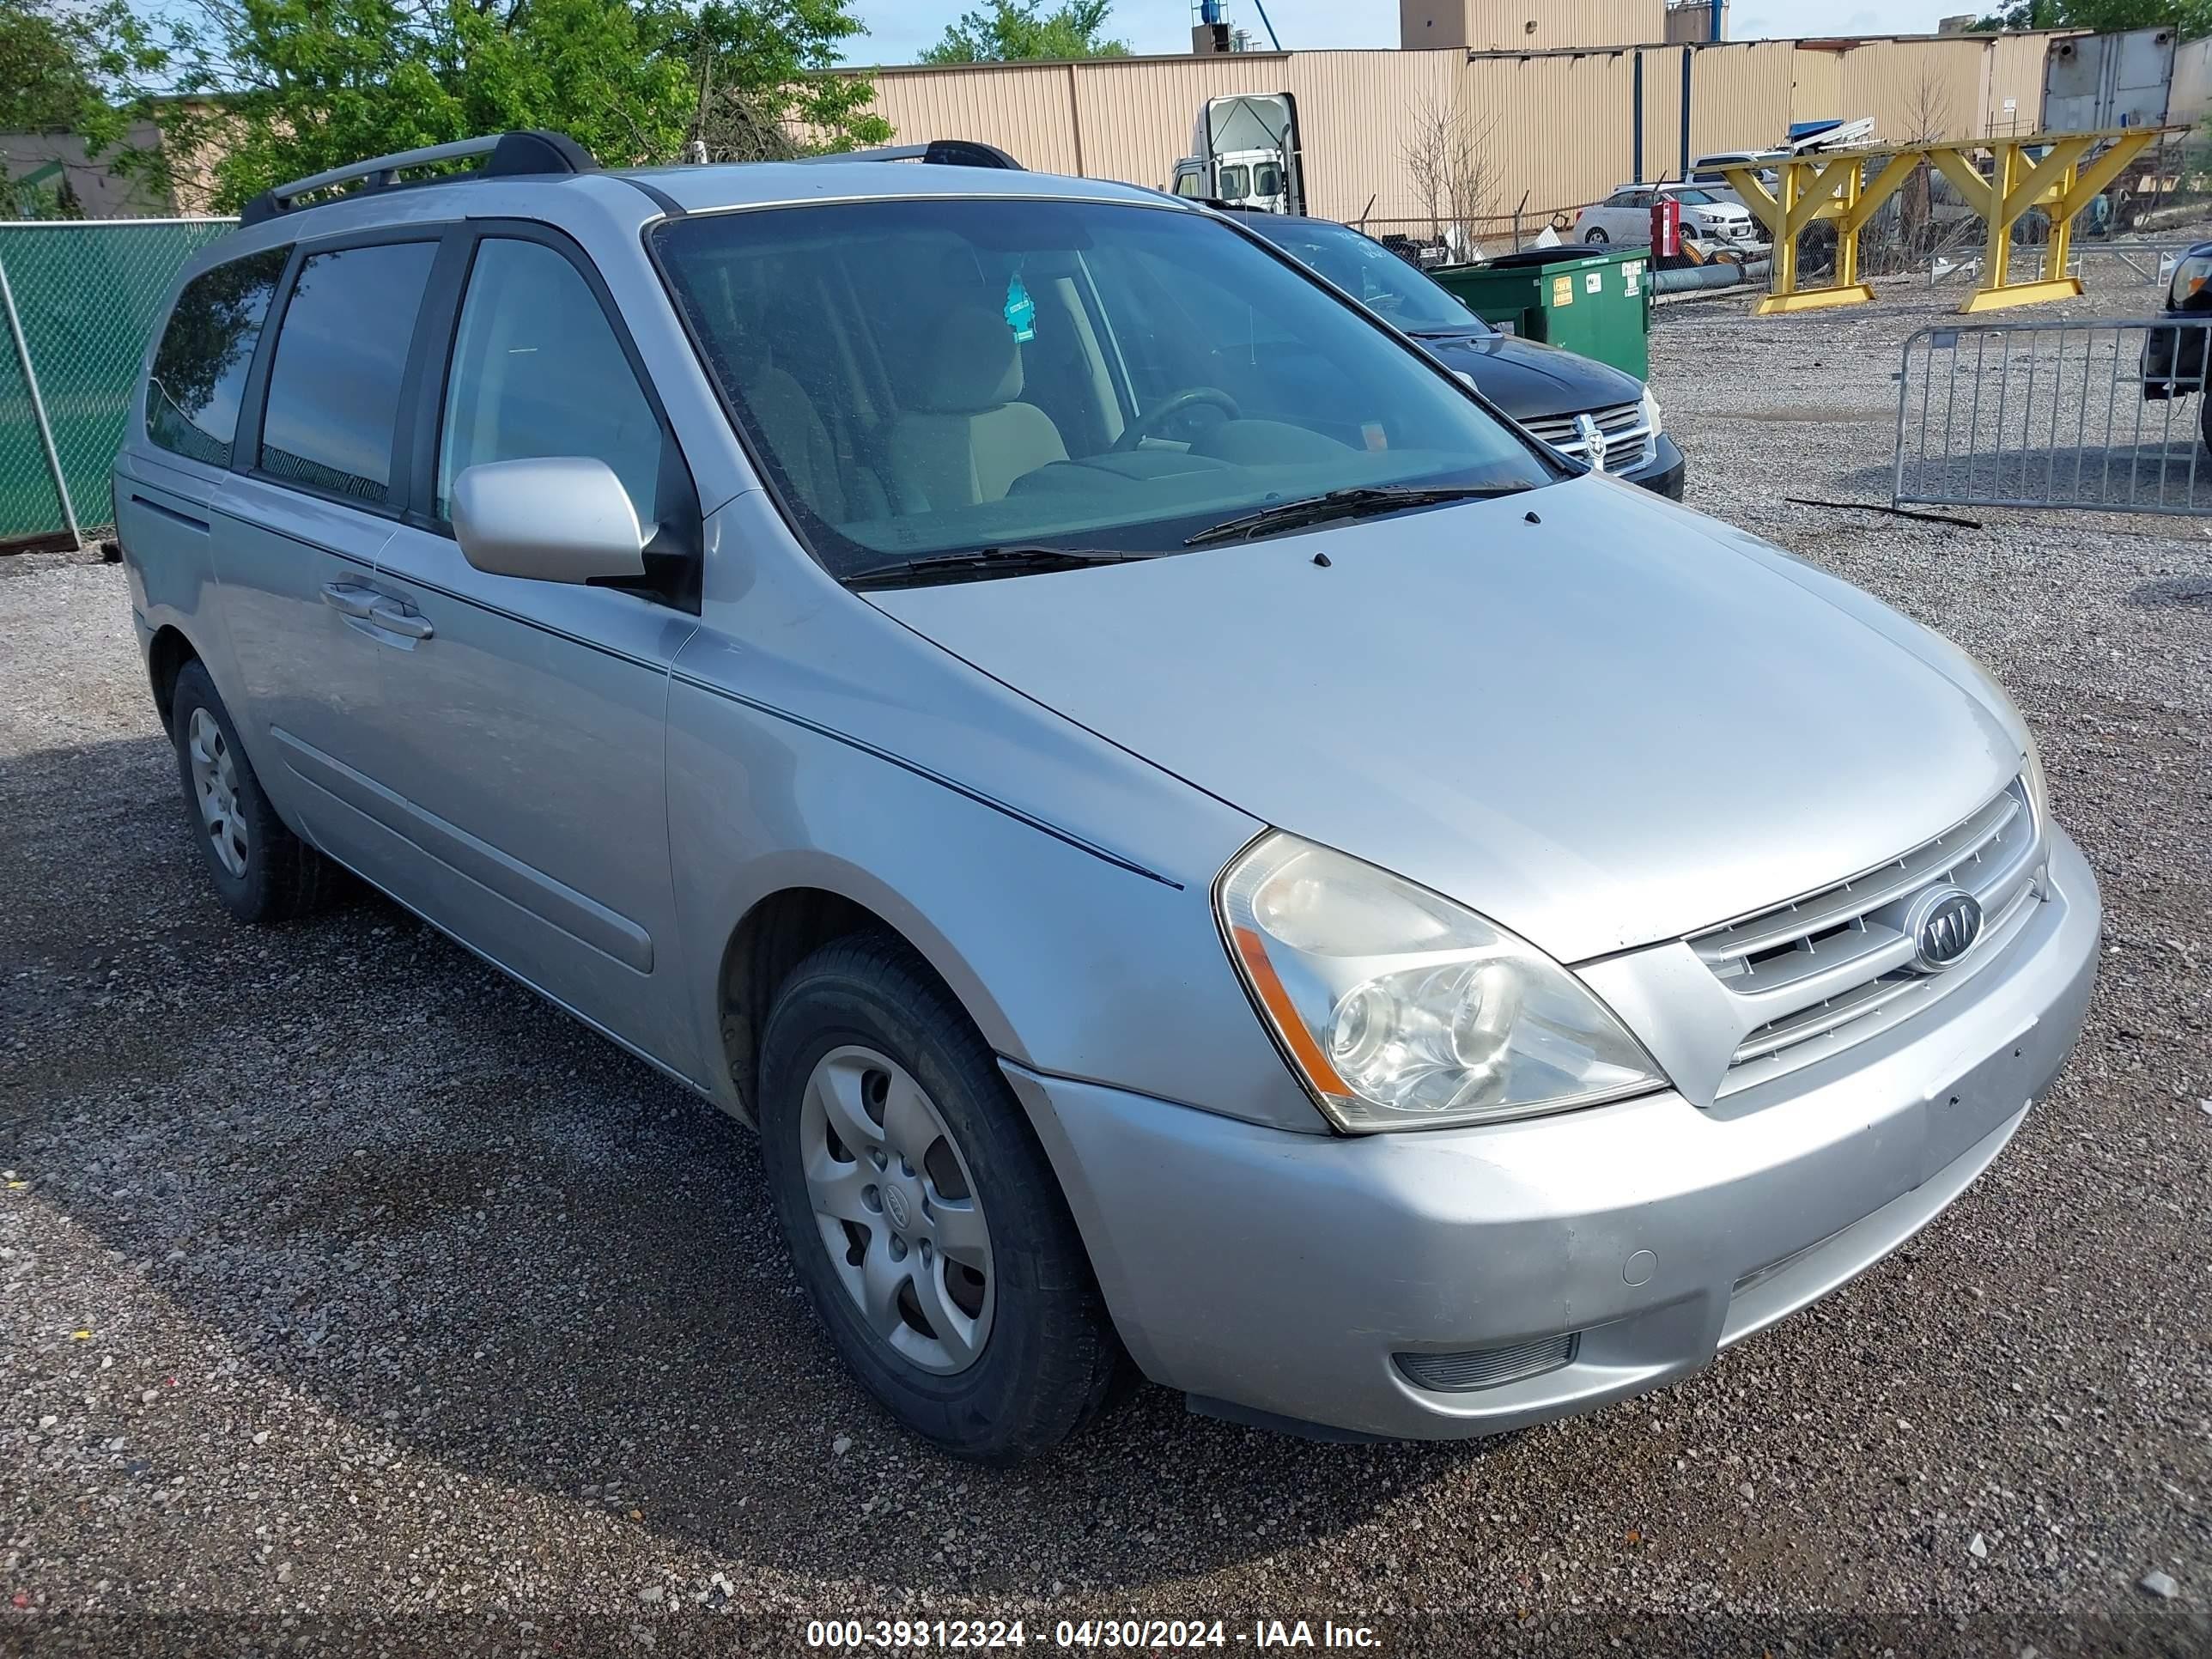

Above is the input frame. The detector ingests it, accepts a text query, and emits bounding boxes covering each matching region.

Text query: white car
[1577,184,1759,248]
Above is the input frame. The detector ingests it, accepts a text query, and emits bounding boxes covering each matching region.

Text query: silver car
[114,131,2099,1462]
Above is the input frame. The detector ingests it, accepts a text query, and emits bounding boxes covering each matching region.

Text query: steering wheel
[1112,386,1242,451]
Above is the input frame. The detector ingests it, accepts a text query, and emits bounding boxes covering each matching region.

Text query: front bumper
[1006,828,2098,1441]
[2140,313,2209,399]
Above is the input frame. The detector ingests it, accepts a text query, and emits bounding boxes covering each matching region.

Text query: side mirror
[450,456,648,584]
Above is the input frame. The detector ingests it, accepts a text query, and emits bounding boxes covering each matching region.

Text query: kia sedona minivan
[116,131,2098,1462]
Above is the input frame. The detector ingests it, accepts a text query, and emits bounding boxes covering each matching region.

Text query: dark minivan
[1236,212,1686,499]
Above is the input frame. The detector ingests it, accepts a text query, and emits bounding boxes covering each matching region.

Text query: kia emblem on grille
[1574,412,1609,471]
[1905,885,1984,974]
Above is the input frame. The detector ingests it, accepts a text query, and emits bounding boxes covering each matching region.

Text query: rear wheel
[168,660,338,923]
[1584,227,1610,245]
[758,933,1127,1462]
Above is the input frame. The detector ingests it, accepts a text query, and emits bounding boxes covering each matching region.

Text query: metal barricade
[1893,315,2212,515]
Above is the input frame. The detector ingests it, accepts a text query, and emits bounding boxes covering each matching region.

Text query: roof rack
[240,130,597,227]
[791,139,1025,171]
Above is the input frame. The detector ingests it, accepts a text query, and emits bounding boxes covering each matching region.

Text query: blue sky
[838,3,1972,65]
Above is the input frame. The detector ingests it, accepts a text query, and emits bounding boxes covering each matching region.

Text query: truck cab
[1170,149,1291,213]
[1167,92,1303,216]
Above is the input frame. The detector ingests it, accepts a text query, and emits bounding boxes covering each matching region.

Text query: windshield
[1243,216,1487,333]
[1668,188,1718,205]
[654,198,1554,579]
[1216,164,1249,202]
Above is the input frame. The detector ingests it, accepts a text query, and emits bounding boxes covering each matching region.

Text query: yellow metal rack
[1716,127,2185,317]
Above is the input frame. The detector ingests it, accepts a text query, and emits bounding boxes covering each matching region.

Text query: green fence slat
[0,219,237,543]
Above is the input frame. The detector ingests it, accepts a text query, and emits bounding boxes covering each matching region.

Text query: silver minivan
[115,132,2099,1462]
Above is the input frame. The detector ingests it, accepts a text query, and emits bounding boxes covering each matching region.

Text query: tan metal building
[859,30,2086,242]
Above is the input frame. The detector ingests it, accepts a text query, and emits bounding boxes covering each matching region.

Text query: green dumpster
[1431,245,1650,380]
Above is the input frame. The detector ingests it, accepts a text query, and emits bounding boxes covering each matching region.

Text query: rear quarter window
[144,247,288,468]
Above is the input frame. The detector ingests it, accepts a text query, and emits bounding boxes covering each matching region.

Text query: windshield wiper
[1183,484,1527,548]
[845,545,1142,591]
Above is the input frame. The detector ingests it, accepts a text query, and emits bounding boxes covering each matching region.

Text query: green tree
[0,0,151,136]
[1972,0,2212,32]
[919,0,1129,64]
[102,0,887,212]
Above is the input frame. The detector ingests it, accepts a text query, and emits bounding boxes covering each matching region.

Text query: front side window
[436,238,665,526]
[258,240,437,504]
[145,247,287,468]
[655,198,1553,580]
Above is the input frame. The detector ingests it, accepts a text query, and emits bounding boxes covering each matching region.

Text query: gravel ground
[3,268,2209,1659]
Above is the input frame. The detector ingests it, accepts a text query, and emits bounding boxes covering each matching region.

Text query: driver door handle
[319,580,380,618]
[367,598,434,641]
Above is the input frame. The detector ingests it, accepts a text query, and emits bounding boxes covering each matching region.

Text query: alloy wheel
[185,707,248,878]
[798,1045,995,1375]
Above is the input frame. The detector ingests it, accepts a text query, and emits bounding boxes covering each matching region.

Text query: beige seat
[889,305,1067,513]
[749,361,852,522]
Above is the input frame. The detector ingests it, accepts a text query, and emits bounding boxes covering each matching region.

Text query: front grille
[1521,400,1656,475]
[1692,779,2043,1097]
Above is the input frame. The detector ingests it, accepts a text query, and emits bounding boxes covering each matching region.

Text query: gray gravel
[3,267,2209,1657]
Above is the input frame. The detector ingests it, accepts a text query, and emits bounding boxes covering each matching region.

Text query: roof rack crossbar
[790,139,1024,171]
[267,137,505,211]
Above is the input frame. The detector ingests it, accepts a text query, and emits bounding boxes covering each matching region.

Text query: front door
[356,229,700,1069]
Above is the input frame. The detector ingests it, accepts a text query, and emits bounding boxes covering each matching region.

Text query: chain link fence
[0,218,237,551]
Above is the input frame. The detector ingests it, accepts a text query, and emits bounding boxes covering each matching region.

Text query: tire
[1584,227,1609,245]
[2201,385,2212,458]
[168,659,339,923]
[758,933,1127,1462]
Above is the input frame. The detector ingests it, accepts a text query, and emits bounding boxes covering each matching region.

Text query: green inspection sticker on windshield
[1004,272,1036,343]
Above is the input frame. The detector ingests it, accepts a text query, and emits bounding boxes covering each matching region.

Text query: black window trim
[143,243,293,477]
[234,223,451,523]
[397,216,702,613]
[400,220,695,538]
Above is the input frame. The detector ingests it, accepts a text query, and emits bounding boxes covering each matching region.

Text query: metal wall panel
[866,61,1085,177]
[1834,39,1989,143]
[1462,51,1639,220]
[1686,41,1794,165]
[1285,49,1466,220]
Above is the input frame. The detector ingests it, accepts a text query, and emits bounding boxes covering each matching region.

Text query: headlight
[2170,252,2212,307]
[1217,833,1665,1133]
[1640,389,1663,436]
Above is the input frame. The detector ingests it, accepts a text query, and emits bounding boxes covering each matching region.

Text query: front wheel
[758,934,1127,1462]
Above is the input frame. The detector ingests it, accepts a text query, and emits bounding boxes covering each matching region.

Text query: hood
[1412,330,1647,420]
[867,478,2025,964]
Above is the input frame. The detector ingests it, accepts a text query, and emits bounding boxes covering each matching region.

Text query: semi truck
[1166,93,1305,215]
